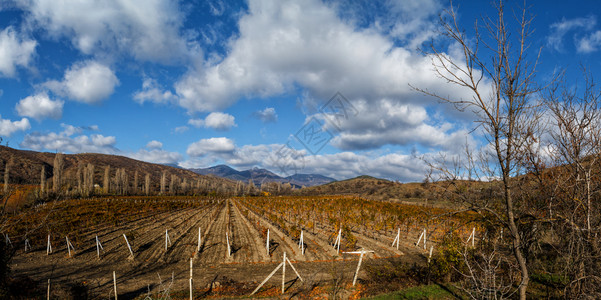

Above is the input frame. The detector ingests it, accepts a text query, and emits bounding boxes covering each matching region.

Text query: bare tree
[40,165,46,195]
[53,153,64,193]
[3,157,11,194]
[414,2,544,298]
[133,170,139,195]
[84,163,94,196]
[160,171,166,195]
[104,165,110,194]
[544,70,601,297]
[145,173,150,195]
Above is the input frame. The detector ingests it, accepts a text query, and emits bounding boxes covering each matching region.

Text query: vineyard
[4,195,480,298]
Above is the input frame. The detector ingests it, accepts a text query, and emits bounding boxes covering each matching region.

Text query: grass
[363,284,462,300]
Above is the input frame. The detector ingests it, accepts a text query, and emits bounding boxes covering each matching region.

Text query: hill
[0,146,234,192]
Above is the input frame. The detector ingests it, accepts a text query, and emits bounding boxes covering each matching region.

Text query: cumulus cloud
[186,137,235,156]
[44,60,119,104]
[146,140,163,149]
[173,0,473,152]
[0,115,31,137]
[547,16,597,51]
[15,93,63,120]
[20,124,117,153]
[0,27,37,77]
[188,112,237,131]
[133,77,177,104]
[577,30,601,53]
[127,148,182,164]
[18,0,196,63]
[253,107,278,122]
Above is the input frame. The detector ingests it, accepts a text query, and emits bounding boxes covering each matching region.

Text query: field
[4,195,477,298]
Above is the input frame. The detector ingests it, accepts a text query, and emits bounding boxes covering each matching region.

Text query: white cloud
[127,148,182,164]
[253,107,278,122]
[577,30,601,53]
[0,26,36,77]
[44,60,119,104]
[20,125,117,153]
[174,126,189,133]
[179,141,427,181]
[146,140,163,149]
[18,0,196,63]
[15,93,63,120]
[186,137,235,156]
[173,0,473,152]
[133,77,177,104]
[547,16,597,51]
[188,112,237,131]
[0,115,31,137]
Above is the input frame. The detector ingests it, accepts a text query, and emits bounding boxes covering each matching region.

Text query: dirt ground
[10,199,429,299]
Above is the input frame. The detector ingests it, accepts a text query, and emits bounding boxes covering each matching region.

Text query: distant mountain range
[189,164,335,187]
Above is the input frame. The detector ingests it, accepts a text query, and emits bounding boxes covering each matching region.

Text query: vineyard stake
[47,279,50,300]
[5,234,11,247]
[333,229,342,254]
[299,230,304,255]
[113,271,118,300]
[285,256,303,282]
[189,257,193,300]
[428,245,434,263]
[47,235,52,255]
[250,261,283,296]
[282,252,286,293]
[96,235,104,258]
[65,236,75,257]
[25,238,31,252]
[123,234,134,259]
[197,227,202,253]
[266,228,270,254]
[226,232,231,257]
[165,229,172,251]
[392,228,400,250]
[423,228,427,250]
[343,249,374,286]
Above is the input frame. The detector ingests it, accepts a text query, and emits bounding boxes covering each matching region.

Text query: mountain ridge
[189,164,335,187]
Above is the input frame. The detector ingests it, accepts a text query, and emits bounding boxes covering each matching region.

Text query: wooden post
[197,227,202,252]
[266,228,270,254]
[96,235,103,258]
[47,235,52,255]
[423,228,427,250]
[392,228,400,250]
[282,252,286,294]
[189,257,193,300]
[66,236,75,257]
[226,232,231,257]
[47,279,50,300]
[250,262,283,295]
[165,229,171,251]
[334,229,342,254]
[25,238,31,252]
[299,230,304,255]
[113,271,118,300]
[5,234,11,247]
[123,234,134,259]
[353,251,364,286]
[428,245,434,263]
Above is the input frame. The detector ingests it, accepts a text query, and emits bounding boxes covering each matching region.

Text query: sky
[1,0,600,182]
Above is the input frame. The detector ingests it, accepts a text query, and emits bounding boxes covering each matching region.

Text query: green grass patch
[363,284,461,300]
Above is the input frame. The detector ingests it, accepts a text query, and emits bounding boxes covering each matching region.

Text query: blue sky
[0,0,600,181]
